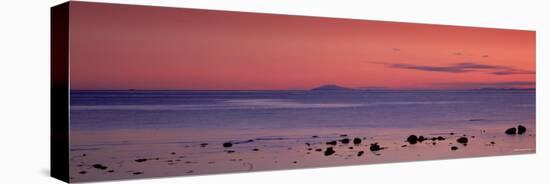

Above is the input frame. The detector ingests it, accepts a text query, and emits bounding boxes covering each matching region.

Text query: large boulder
[407,135,418,144]
[456,137,468,144]
[505,127,517,135]
[353,137,362,144]
[324,147,335,156]
[340,138,350,144]
[223,142,233,147]
[517,125,527,135]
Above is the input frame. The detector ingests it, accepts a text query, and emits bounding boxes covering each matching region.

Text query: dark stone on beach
[340,134,348,137]
[200,143,208,147]
[505,127,517,135]
[457,137,468,145]
[223,142,233,147]
[437,136,445,141]
[92,164,108,170]
[326,140,337,146]
[349,147,354,149]
[252,148,259,151]
[370,143,383,151]
[490,141,495,145]
[315,148,323,152]
[305,143,311,146]
[324,147,335,156]
[293,161,298,164]
[518,125,527,135]
[226,150,235,153]
[418,136,426,142]
[107,170,114,173]
[451,146,458,151]
[407,135,418,144]
[82,154,86,157]
[79,171,86,174]
[471,136,475,138]
[353,137,362,144]
[357,151,364,157]
[432,142,436,145]
[307,148,313,151]
[431,137,437,141]
[312,135,319,138]
[133,172,143,175]
[155,158,160,160]
[340,138,350,144]
[401,145,407,147]
[135,159,148,163]
[450,132,455,135]
[171,152,176,155]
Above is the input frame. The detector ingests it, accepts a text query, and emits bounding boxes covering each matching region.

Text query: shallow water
[69,90,535,182]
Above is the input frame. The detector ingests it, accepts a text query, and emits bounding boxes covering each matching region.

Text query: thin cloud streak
[372,62,534,75]
[432,81,535,89]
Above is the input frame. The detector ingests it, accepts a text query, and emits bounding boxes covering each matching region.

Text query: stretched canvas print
[51,1,536,183]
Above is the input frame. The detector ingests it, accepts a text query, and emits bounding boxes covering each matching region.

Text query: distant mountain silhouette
[311,85,354,91]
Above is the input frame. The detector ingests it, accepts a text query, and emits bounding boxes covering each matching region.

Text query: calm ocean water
[69,90,535,132]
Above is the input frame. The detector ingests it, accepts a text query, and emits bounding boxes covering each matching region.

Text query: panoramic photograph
[67,2,535,182]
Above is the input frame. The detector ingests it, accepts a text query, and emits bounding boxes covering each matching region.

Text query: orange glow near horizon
[69,2,535,90]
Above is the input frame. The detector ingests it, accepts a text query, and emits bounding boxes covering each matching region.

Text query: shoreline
[69,122,535,182]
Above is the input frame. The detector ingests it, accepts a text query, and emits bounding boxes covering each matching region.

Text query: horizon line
[70,88,536,91]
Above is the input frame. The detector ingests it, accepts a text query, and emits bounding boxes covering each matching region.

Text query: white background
[0,0,548,183]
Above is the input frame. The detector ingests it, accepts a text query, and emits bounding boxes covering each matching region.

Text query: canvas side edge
[51,1,70,183]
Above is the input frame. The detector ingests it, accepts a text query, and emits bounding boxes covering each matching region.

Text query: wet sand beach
[69,122,535,182]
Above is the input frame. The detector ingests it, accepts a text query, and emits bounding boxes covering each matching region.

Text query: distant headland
[311,85,355,91]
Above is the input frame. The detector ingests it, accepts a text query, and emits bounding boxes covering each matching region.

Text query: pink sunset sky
[68,2,535,90]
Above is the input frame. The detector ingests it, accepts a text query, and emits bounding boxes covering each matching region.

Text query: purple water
[70,90,535,132]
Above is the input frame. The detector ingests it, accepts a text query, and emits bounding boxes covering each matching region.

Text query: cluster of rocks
[505,125,527,135]
[331,136,363,145]
[405,134,474,151]
[215,126,529,162]
[222,139,255,148]
[369,143,384,151]
[306,134,385,157]
[406,134,445,145]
